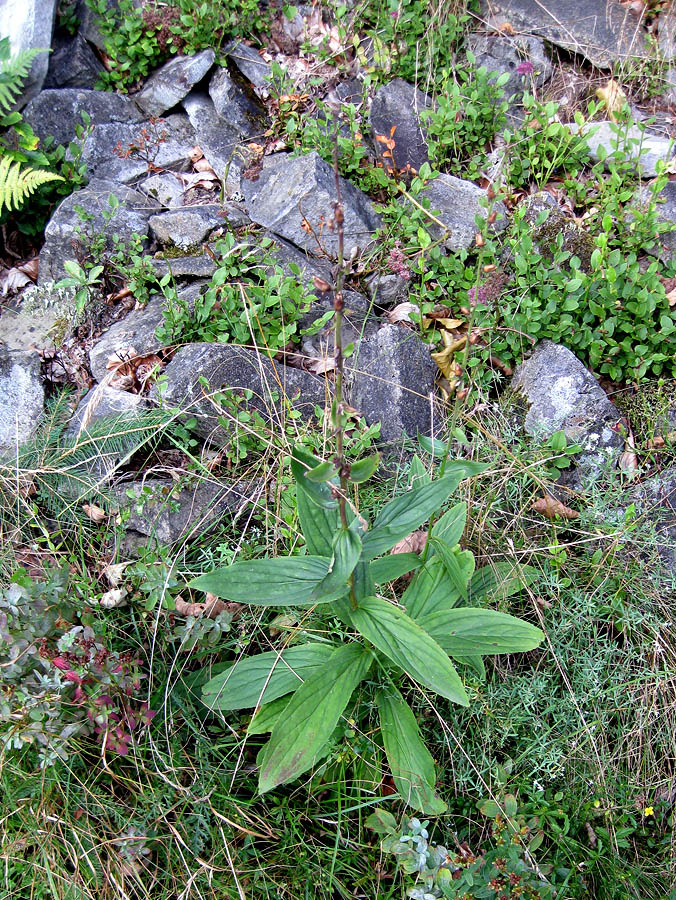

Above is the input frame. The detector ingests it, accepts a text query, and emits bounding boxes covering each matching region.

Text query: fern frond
[0,39,44,113]
[0,155,62,213]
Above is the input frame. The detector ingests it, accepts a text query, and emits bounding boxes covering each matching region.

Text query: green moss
[156,243,205,259]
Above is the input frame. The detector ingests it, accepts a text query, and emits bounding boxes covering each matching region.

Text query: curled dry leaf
[99,588,127,609]
[102,561,130,587]
[595,79,627,121]
[387,302,419,324]
[618,428,638,477]
[306,355,336,375]
[174,593,240,619]
[666,286,676,308]
[390,529,427,555]
[531,494,579,520]
[647,429,676,448]
[1,267,31,295]
[312,275,332,293]
[107,347,138,370]
[193,157,216,174]
[189,145,204,163]
[82,503,107,523]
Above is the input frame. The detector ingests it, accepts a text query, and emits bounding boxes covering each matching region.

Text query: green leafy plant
[0,38,63,214]
[156,232,318,351]
[423,62,511,178]
[188,158,544,809]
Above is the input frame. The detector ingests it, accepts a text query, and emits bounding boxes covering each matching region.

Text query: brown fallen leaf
[532,495,579,520]
[388,302,419,324]
[106,347,138,370]
[83,503,107,523]
[595,79,627,121]
[647,429,676,448]
[666,285,676,307]
[618,428,638,477]
[102,561,130,587]
[306,355,336,375]
[174,594,240,619]
[390,530,427,555]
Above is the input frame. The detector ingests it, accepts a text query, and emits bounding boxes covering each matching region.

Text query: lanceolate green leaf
[369,553,423,585]
[292,446,340,556]
[350,596,468,706]
[418,608,544,656]
[201,644,335,710]
[361,474,464,560]
[377,687,447,814]
[429,539,470,602]
[403,557,463,620]
[430,502,467,549]
[349,454,380,483]
[258,643,373,793]
[247,695,293,734]
[306,460,340,482]
[469,562,539,603]
[291,446,339,511]
[310,528,362,603]
[190,556,331,606]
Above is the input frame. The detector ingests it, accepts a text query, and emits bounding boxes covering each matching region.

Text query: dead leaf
[106,347,138,370]
[189,145,204,163]
[312,275,332,293]
[174,593,239,618]
[1,267,31,295]
[666,285,676,307]
[532,495,579,520]
[306,355,336,374]
[497,21,515,35]
[83,503,107,523]
[99,588,127,609]
[390,530,427,555]
[595,79,627,121]
[269,612,298,637]
[388,302,419,324]
[619,428,638,477]
[102,561,130,587]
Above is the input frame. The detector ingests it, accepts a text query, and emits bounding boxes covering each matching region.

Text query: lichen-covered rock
[635,180,676,260]
[39,180,158,284]
[625,468,676,582]
[149,342,328,446]
[510,341,624,485]
[138,172,186,209]
[0,282,78,351]
[24,87,144,148]
[407,174,507,251]
[134,49,215,117]
[1,0,57,107]
[242,152,382,259]
[366,273,410,305]
[0,348,44,455]
[347,324,438,445]
[369,79,432,174]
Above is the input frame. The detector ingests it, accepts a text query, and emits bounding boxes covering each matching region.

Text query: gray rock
[614,468,676,587]
[225,40,272,96]
[80,114,197,183]
[264,233,333,290]
[138,172,186,209]
[510,341,624,485]
[89,282,205,382]
[65,385,152,480]
[0,0,57,107]
[39,179,158,285]
[369,79,432,174]
[242,152,382,259]
[182,93,254,196]
[300,294,377,364]
[659,10,676,61]
[149,205,226,249]
[24,88,144,148]
[115,476,260,554]
[663,66,676,106]
[408,173,507,251]
[0,282,78,351]
[480,0,640,68]
[151,254,218,280]
[209,65,268,138]
[347,324,437,445]
[43,32,104,90]
[466,33,553,113]
[571,121,675,178]
[0,348,44,454]
[636,180,676,260]
[134,49,215,117]
[149,342,327,446]
[366,273,409,305]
